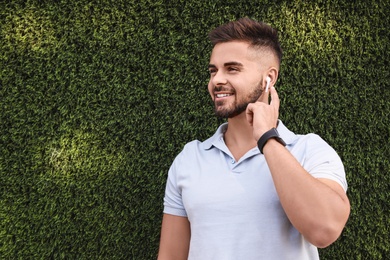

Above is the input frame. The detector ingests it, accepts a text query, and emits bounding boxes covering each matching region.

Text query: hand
[246,86,280,141]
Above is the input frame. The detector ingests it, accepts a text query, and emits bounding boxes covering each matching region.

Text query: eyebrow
[208,61,244,69]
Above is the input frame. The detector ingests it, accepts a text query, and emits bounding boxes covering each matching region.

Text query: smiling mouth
[216,93,233,98]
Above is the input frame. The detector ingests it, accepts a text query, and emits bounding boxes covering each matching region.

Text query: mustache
[213,86,235,92]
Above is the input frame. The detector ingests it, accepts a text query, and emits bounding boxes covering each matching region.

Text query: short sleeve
[163,152,188,217]
[300,134,348,192]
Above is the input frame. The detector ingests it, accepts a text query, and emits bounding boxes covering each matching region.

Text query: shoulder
[292,133,338,155]
[171,140,203,166]
[182,139,204,154]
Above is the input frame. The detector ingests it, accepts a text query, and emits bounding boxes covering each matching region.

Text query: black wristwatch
[257,128,286,154]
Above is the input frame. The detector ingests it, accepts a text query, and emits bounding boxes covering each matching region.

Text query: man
[158,18,350,260]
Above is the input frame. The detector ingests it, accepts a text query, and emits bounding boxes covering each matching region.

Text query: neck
[224,112,257,161]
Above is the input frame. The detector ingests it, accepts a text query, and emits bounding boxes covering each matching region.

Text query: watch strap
[257,128,286,154]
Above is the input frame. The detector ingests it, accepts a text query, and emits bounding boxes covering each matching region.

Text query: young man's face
[207,41,269,118]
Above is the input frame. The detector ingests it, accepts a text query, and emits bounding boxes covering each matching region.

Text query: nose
[210,70,227,86]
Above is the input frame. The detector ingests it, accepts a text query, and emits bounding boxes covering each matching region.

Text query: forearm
[263,139,350,247]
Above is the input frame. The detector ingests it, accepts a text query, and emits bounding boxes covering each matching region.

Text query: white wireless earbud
[265,76,271,93]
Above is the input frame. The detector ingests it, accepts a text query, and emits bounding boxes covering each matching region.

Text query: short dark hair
[208,17,282,65]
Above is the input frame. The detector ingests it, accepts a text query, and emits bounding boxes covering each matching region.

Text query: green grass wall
[0,0,389,259]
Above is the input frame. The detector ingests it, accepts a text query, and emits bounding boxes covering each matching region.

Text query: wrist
[257,128,286,154]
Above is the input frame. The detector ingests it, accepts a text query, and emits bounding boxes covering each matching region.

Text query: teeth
[216,94,231,98]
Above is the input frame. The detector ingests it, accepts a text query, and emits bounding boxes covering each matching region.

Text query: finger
[258,87,269,104]
[269,86,280,109]
[245,104,254,126]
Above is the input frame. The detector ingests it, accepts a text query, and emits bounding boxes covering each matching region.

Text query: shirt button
[231,160,235,164]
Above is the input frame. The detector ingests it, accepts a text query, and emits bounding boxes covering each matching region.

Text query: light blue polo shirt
[163,120,347,260]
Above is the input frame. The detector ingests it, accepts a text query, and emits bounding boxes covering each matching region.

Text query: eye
[228,67,239,72]
[209,68,217,75]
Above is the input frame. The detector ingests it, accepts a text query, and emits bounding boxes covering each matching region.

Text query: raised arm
[246,86,350,247]
[263,139,350,247]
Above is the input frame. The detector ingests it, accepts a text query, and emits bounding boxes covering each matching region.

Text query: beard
[213,81,263,118]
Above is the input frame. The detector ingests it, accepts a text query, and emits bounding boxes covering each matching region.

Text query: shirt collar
[201,120,297,151]
[202,122,228,151]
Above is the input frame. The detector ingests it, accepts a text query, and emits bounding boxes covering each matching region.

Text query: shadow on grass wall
[0,0,389,259]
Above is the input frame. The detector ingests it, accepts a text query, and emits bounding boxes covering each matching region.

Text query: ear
[265,67,279,87]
